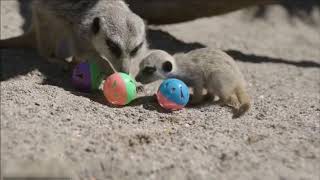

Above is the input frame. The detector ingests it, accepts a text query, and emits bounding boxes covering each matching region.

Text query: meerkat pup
[135,48,251,117]
[0,0,147,74]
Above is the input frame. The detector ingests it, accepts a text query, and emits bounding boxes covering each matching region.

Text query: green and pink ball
[72,63,137,106]
[103,73,137,106]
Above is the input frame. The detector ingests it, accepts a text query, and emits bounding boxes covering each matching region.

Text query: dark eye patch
[142,66,156,75]
[106,39,122,58]
[92,17,100,34]
[130,42,144,57]
[162,61,172,73]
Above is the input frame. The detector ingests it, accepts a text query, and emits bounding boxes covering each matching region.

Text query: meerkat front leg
[33,10,70,68]
[190,84,205,105]
[33,10,53,59]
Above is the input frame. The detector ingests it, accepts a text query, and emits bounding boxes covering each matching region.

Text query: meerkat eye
[106,39,122,58]
[92,17,100,34]
[142,66,156,75]
[130,42,144,57]
[162,61,172,73]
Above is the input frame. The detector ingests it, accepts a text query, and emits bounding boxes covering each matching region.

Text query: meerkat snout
[135,50,175,84]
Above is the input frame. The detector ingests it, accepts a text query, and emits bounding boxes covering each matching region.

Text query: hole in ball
[180,87,184,99]
[112,80,117,88]
[76,73,84,79]
[171,87,176,93]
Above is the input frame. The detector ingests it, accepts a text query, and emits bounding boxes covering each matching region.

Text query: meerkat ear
[162,61,173,73]
[92,17,100,35]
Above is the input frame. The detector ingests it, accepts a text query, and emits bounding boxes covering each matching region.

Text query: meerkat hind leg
[226,94,240,108]
[233,86,251,118]
[215,89,238,108]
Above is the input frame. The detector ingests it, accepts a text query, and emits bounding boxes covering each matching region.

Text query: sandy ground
[1,1,320,180]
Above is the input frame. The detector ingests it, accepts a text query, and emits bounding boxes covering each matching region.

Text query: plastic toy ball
[72,62,103,92]
[103,73,137,106]
[156,78,190,110]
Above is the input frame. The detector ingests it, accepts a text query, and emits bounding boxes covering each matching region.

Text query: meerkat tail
[234,86,251,117]
[0,31,36,49]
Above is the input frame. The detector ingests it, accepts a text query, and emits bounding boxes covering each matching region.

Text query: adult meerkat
[0,0,147,73]
[135,48,251,117]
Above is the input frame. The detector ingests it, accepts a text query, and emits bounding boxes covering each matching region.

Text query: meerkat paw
[47,57,70,70]
[232,103,250,118]
[137,85,145,93]
[215,98,227,106]
[204,93,216,102]
[65,57,82,70]
[133,81,145,94]
[189,95,204,105]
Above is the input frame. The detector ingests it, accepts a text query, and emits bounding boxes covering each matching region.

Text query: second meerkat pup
[135,48,251,117]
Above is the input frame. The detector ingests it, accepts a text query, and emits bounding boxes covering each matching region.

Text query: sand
[1,1,320,180]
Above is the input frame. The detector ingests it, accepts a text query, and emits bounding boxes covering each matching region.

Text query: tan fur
[135,48,251,117]
[0,0,147,73]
